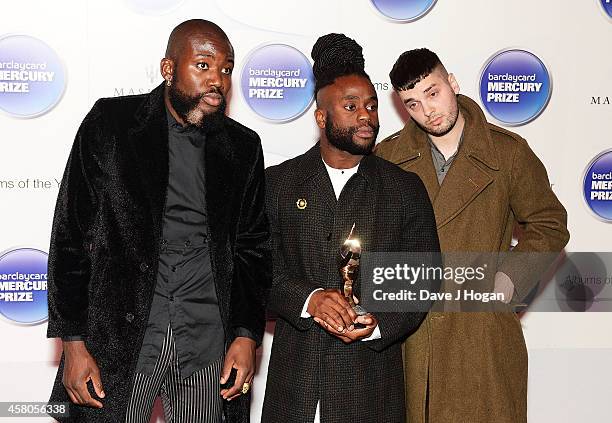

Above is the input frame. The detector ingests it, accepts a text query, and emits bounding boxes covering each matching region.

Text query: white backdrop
[1,1,611,422]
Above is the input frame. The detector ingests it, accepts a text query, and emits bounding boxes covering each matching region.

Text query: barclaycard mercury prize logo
[479,49,552,126]
[240,44,314,122]
[583,150,612,222]
[0,248,48,325]
[0,34,66,118]
[369,0,437,22]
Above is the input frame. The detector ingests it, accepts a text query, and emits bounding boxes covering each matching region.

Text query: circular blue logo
[479,49,552,126]
[240,44,315,122]
[583,150,612,222]
[0,35,66,118]
[0,248,48,325]
[370,0,437,22]
[124,0,185,15]
[600,0,612,19]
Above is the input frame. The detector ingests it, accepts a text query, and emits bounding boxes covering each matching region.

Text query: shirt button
[169,295,174,302]
[139,262,149,273]
[125,313,134,323]
[184,240,191,247]
[171,266,177,272]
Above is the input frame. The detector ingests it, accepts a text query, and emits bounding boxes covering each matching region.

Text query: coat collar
[389,95,499,229]
[391,94,499,171]
[294,142,379,213]
[296,142,379,186]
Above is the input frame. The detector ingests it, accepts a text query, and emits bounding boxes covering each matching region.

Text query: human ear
[160,58,175,85]
[314,108,326,129]
[448,73,460,95]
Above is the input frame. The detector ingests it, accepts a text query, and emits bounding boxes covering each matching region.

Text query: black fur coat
[46,83,270,422]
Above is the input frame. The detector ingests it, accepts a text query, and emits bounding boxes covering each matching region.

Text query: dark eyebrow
[423,83,436,93]
[403,83,436,104]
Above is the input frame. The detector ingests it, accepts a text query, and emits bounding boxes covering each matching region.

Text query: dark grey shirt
[135,111,225,379]
[428,132,463,184]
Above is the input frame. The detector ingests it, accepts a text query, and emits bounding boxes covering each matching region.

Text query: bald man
[47,19,270,422]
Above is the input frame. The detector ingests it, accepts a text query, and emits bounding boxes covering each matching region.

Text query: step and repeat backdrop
[1,1,611,421]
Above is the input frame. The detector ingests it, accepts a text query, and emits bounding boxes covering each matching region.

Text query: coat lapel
[204,123,234,239]
[432,154,493,229]
[432,95,500,229]
[295,143,337,214]
[391,123,440,201]
[127,83,169,237]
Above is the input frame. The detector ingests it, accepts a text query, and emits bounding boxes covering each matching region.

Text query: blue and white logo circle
[370,0,437,22]
[583,150,612,222]
[240,44,314,122]
[600,0,612,19]
[0,248,48,325]
[124,0,185,15]
[479,49,551,126]
[0,35,66,118]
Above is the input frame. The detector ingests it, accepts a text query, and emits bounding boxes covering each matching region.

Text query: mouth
[201,92,223,107]
[428,115,444,126]
[354,125,375,139]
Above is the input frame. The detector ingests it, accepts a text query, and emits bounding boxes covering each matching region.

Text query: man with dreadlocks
[261,34,440,423]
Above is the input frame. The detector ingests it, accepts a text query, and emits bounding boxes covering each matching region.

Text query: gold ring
[241,382,251,394]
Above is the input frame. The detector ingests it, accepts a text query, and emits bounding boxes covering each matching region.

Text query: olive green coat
[375,95,569,423]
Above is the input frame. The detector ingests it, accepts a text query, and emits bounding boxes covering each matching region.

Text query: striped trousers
[125,324,223,423]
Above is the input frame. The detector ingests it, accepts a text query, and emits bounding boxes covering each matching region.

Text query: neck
[163,88,187,127]
[319,137,363,169]
[429,111,465,159]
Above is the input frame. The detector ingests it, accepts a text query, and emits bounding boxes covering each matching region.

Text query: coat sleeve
[229,141,272,347]
[46,101,102,339]
[498,138,570,302]
[367,173,441,352]
[265,166,318,332]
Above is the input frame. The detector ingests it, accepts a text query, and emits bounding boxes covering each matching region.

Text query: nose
[357,106,371,124]
[422,102,434,117]
[207,70,222,89]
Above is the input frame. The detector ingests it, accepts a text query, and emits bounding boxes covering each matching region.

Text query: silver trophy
[339,224,368,316]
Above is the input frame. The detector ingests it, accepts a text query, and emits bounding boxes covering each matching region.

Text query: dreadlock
[311,33,370,99]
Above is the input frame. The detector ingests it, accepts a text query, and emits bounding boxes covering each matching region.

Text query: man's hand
[62,341,105,408]
[220,337,256,401]
[494,271,515,304]
[307,289,358,333]
[314,313,378,344]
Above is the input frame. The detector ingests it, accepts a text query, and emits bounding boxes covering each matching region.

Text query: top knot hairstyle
[311,33,370,98]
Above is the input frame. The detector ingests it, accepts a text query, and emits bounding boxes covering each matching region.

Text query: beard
[325,112,379,156]
[417,102,459,137]
[167,80,226,134]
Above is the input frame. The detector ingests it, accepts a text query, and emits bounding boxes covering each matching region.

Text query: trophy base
[352,305,368,316]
